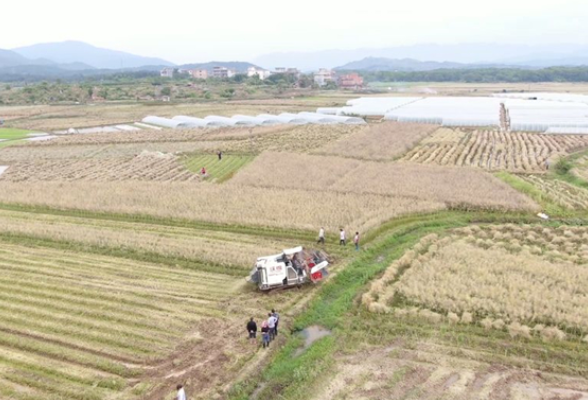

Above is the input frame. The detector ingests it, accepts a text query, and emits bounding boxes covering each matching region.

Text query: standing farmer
[317,227,325,245]
[246,317,257,345]
[261,320,270,348]
[176,384,187,400]
[354,232,360,251]
[339,229,346,246]
[217,150,223,161]
[267,313,277,341]
[271,309,280,337]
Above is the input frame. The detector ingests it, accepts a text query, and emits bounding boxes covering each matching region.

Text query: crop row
[519,175,588,210]
[364,226,588,340]
[401,130,588,172]
[0,154,201,182]
[315,122,435,161]
[0,243,240,398]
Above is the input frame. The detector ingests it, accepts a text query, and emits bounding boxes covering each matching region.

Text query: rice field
[182,154,255,182]
[231,152,539,211]
[0,128,34,149]
[0,154,200,182]
[0,242,242,400]
[314,122,436,160]
[363,224,588,341]
[0,208,298,268]
[401,129,588,172]
[518,174,588,209]
[0,181,446,233]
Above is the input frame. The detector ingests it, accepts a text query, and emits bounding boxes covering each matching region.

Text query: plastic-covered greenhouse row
[334,97,422,116]
[142,112,365,129]
[383,97,502,127]
[142,116,200,129]
[495,93,588,104]
[546,127,588,135]
[505,99,588,133]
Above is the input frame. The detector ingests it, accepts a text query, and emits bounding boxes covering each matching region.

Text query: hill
[13,41,175,69]
[336,57,467,71]
[254,43,588,71]
[179,61,261,73]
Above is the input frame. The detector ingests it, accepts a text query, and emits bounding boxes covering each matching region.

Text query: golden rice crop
[0,181,445,233]
[454,224,588,264]
[0,209,289,267]
[231,152,539,211]
[401,130,588,172]
[519,174,588,210]
[364,225,588,340]
[315,122,436,160]
[0,154,200,182]
[392,240,588,334]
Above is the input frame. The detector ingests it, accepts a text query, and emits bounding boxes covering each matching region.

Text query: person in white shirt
[176,384,187,400]
[317,227,325,245]
[267,313,277,341]
[339,229,346,246]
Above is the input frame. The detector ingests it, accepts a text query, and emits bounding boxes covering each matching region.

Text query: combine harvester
[248,246,329,291]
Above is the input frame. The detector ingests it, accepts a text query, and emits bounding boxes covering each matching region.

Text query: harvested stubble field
[313,341,588,400]
[0,241,246,400]
[35,125,295,146]
[231,152,538,211]
[314,122,437,160]
[400,129,588,172]
[0,153,199,182]
[364,224,588,341]
[8,103,313,132]
[0,152,252,183]
[518,174,588,210]
[572,154,588,182]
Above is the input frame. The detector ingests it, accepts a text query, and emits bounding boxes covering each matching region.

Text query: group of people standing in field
[246,309,280,349]
[317,227,360,250]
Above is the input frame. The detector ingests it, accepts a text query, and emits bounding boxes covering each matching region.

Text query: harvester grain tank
[247,246,329,291]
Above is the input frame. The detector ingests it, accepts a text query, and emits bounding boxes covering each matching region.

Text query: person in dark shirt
[261,320,270,348]
[271,309,280,337]
[246,317,257,345]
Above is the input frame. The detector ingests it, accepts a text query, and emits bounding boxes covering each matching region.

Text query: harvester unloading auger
[247,246,329,291]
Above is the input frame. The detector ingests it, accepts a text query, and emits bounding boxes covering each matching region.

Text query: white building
[247,67,272,80]
[160,68,175,78]
[213,67,237,79]
[274,67,301,78]
[314,68,337,86]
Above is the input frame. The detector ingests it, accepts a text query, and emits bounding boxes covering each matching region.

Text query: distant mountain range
[2,41,588,81]
[254,43,588,71]
[334,57,526,71]
[12,41,174,70]
[0,41,264,81]
[179,61,259,73]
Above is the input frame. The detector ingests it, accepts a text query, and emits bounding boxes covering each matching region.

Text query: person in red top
[201,167,206,176]
[354,232,360,251]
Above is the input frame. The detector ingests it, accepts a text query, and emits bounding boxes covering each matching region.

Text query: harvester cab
[247,246,329,291]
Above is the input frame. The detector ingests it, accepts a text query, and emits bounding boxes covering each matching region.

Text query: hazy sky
[2,0,587,63]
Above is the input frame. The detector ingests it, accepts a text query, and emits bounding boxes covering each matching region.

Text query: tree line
[354,67,588,83]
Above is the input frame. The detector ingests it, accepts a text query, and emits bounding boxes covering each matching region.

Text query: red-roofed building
[338,73,364,90]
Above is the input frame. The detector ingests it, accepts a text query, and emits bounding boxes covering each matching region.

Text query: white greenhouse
[204,116,239,126]
[232,115,277,126]
[255,115,284,125]
[297,112,365,125]
[142,116,200,129]
[263,114,308,125]
[173,116,226,127]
